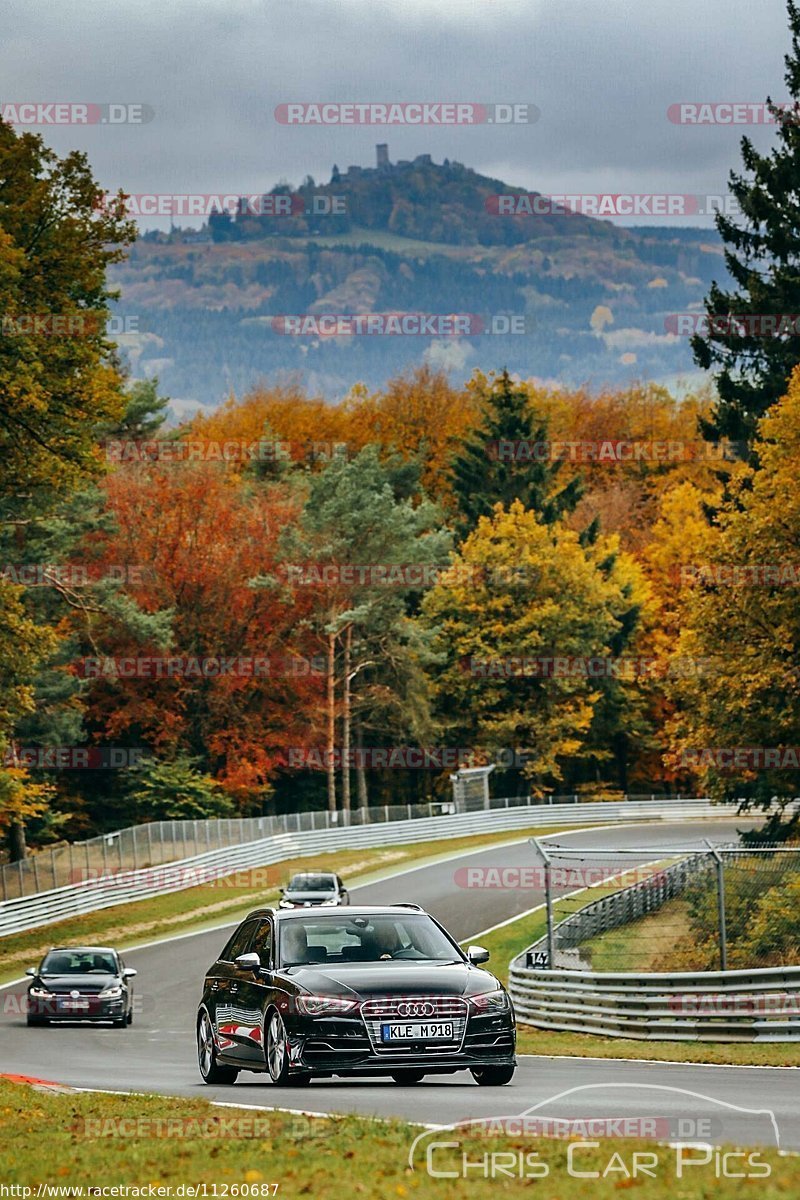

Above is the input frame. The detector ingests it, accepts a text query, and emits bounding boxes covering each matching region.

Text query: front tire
[265,1010,292,1085]
[26,1015,48,1027]
[471,1064,515,1086]
[197,1010,239,1084]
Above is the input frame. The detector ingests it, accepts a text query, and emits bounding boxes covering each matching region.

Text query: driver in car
[362,924,402,960]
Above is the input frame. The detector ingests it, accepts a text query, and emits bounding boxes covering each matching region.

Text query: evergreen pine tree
[450,370,584,538]
[693,1,800,449]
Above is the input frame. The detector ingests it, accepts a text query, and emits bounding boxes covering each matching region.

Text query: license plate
[381,1022,454,1041]
[58,998,89,1010]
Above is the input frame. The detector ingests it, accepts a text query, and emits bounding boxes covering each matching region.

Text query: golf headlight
[98,984,123,999]
[29,985,53,998]
[471,989,510,1013]
[295,996,358,1016]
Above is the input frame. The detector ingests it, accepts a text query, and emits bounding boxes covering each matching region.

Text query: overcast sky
[2,0,794,227]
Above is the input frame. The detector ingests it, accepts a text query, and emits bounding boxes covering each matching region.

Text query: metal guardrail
[508,963,800,1041]
[0,796,721,937]
[509,845,800,1041]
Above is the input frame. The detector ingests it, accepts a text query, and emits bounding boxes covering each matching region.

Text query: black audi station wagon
[196,904,516,1086]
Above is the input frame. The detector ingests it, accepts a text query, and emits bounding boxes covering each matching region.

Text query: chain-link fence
[0,792,709,903]
[530,841,800,973]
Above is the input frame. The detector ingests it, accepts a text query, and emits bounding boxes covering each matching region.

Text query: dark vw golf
[196,904,515,1087]
[25,946,137,1026]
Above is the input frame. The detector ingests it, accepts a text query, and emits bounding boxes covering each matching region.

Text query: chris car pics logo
[408,1084,779,1180]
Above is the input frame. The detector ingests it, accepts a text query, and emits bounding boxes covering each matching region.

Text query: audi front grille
[360,995,468,1054]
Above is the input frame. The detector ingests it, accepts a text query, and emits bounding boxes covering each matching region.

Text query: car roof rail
[391,902,424,911]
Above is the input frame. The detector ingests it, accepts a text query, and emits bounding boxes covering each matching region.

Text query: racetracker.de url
[0,1187,279,1198]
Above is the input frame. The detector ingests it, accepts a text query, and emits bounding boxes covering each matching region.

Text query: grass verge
[0,1077,794,1198]
[0,823,596,984]
[583,896,688,972]
[515,1025,800,1066]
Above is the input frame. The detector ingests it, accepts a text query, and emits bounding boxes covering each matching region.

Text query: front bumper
[285,1010,516,1076]
[27,995,126,1021]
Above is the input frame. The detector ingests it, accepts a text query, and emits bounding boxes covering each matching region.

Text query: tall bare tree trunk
[7,744,27,862]
[342,624,352,819]
[9,821,26,863]
[326,630,337,815]
[356,720,368,812]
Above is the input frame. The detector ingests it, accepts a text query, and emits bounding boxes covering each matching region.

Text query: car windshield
[41,951,117,975]
[287,875,335,892]
[279,914,463,967]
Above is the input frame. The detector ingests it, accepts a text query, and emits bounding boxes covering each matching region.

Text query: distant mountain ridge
[115,149,726,406]
[199,146,618,247]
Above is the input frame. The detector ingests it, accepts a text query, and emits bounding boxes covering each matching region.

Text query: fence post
[532,838,555,968]
[706,840,728,971]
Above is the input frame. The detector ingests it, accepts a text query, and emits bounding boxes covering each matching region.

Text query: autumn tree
[667,365,800,829]
[421,500,648,793]
[0,119,134,496]
[0,119,133,857]
[255,447,450,814]
[85,459,316,820]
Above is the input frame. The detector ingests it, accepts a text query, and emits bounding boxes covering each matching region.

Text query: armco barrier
[508,962,800,1042]
[0,797,722,937]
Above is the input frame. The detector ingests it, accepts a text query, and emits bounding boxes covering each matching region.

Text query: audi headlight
[278,899,295,909]
[471,989,510,1013]
[319,898,338,906]
[295,996,359,1016]
[98,984,123,999]
[29,986,53,998]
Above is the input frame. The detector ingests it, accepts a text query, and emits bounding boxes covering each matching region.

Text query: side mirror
[235,952,261,972]
[467,945,490,965]
[122,968,137,979]
[25,968,36,977]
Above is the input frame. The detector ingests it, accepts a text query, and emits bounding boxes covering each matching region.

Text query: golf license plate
[381,1021,454,1041]
[58,997,89,1010]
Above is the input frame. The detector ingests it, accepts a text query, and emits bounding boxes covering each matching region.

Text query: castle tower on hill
[376,143,389,170]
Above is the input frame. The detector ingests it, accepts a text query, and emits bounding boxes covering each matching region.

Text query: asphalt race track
[1,818,796,1151]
